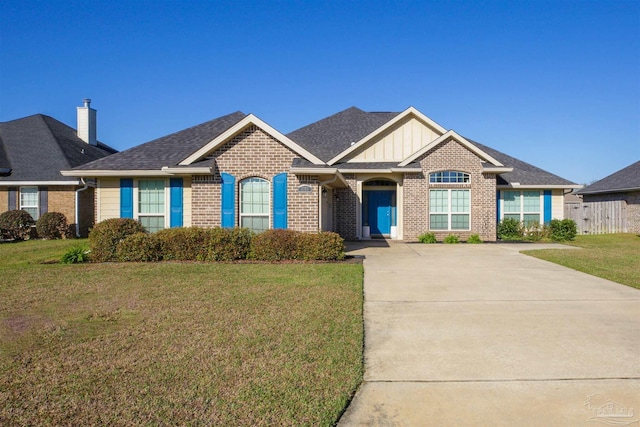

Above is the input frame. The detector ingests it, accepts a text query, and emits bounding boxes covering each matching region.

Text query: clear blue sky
[1,0,638,184]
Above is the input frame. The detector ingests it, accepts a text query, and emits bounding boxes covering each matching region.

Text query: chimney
[77,98,97,145]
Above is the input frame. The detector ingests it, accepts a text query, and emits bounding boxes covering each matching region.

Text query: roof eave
[482,167,513,174]
[577,186,640,195]
[61,169,174,177]
[497,183,583,190]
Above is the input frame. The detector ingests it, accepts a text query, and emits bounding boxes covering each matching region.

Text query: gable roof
[67,111,247,172]
[0,114,116,183]
[287,107,401,162]
[576,160,640,194]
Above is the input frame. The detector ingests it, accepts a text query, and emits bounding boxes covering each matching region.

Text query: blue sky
[1,0,638,184]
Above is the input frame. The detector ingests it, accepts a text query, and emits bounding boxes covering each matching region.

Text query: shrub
[549,218,577,242]
[202,227,253,261]
[418,232,437,244]
[116,232,163,262]
[497,218,523,240]
[0,209,35,240]
[467,234,482,244]
[444,234,460,244]
[297,232,345,261]
[156,227,209,260]
[522,221,549,242]
[36,212,69,239]
[61,245,90,264]
[89,218,147,262]
[250,229,300,261]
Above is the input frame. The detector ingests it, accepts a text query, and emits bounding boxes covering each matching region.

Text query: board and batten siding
[349,117,442,162]
[96,176,192,227]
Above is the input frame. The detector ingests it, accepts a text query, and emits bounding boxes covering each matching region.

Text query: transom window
[503,191,540,224]
[429,171,470,184]
[430,189,470,230]
[20,187,39,220]
[240,177,269,233]
[138,179,165,232]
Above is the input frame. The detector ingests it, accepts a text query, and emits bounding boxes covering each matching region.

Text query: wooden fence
[564,200,627,234]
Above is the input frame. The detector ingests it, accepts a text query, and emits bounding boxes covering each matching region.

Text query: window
[240,177,269,233]
[20,187,39,220]
[138,179,165,232]
[430,189,470,230]
[429,171,470,183]
[503,191,540,224]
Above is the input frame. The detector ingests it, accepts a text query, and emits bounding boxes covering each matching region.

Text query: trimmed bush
[549,218,577,242]
[497,218,523,240]
[36,212,69,239]
[0,209,35,241]
[522,221,549,242]
[89,218,147,262]
[418,232,437,244]
[297,232,345,261]
[444,234,460,244]
[467,234,482,244]
[61,245,90,264]
[116,233,163,262]
[202,227,253,261]
[156,227,209,260]
[250,229,300,261]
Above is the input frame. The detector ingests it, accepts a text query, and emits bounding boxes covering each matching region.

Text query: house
[61,106,579,241]
[571,160,640,234]
[0,100,117,236]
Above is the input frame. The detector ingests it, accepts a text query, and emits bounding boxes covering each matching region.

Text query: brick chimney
[77,98,97,145]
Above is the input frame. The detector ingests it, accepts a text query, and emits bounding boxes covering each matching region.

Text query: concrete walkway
[339,242,640,427]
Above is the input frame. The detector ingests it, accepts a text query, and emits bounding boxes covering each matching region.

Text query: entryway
[362,179,397,238]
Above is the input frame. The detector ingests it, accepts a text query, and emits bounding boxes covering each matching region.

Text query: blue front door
[368,190,394,235]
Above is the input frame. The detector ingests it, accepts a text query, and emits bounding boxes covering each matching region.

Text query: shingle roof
[576,160,640,194]
[287,107,400,162]
[0,114,116,182]
[74,111,246,170]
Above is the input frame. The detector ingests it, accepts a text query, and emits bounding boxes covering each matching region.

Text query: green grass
[522,234,640,289]
[0,239,364,426]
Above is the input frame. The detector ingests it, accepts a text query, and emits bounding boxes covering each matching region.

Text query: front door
[367,190,394,235]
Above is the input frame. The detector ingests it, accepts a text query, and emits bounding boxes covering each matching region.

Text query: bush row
[418,232,482,244]
[0,210,70,240]
[497,218,577,242]
[88,219,345,262]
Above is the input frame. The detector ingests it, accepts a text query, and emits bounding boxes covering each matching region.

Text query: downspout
[75,178,91,237]
[318,175,340,232]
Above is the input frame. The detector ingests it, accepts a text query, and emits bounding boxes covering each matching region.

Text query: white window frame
[502,190,542,224]
[134,179,169,232]
[429,188,471,231]
[239,177,270,233]
[19,186,39,220]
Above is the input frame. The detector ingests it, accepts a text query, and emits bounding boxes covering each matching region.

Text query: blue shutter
[120,178,134,218]
[496,190,501,222]
[543,190,552,224]
[221,173,235,228]
[8,187,16,210]
[273,172,287,229]
[39,187,48,217]
[170,178,183,228]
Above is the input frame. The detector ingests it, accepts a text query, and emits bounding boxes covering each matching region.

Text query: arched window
[429,171,470,183]
[240,177,269,233]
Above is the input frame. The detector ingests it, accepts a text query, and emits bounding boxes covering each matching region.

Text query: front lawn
[0,239,364,426]
[522,233,640,289]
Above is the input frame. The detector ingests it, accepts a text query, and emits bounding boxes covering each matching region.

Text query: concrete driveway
[339,242,640,427]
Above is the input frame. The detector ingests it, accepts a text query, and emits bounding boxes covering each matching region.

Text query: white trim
[399,130,504,167]
[498,184,583,190]
[328,106,447,165]
[19,186,39,220]
[134,178,169,232]
[239,176,271,232]
[429,188,471,231]
[160,166,212,174]
[482,166,513,174]
[61,169,174,177]
[578,186,639,195]
[290,167,338,174]
[1,180,81,185]
[500,190,543,224]
[179,114,324,166]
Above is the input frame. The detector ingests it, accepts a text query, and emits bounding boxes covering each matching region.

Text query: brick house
[574,161,640,234]
[62,107,579,241]
[0,100,117,236]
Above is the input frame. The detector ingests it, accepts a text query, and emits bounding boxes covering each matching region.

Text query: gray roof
[576,160,640,194]
[74,111,246,170]
[0,114,116,182]
[287,107,400,162]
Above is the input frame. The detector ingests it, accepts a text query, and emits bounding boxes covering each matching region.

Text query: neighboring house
[571,161,640,234]
[0,100,117,236]
[62,106,579,241]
